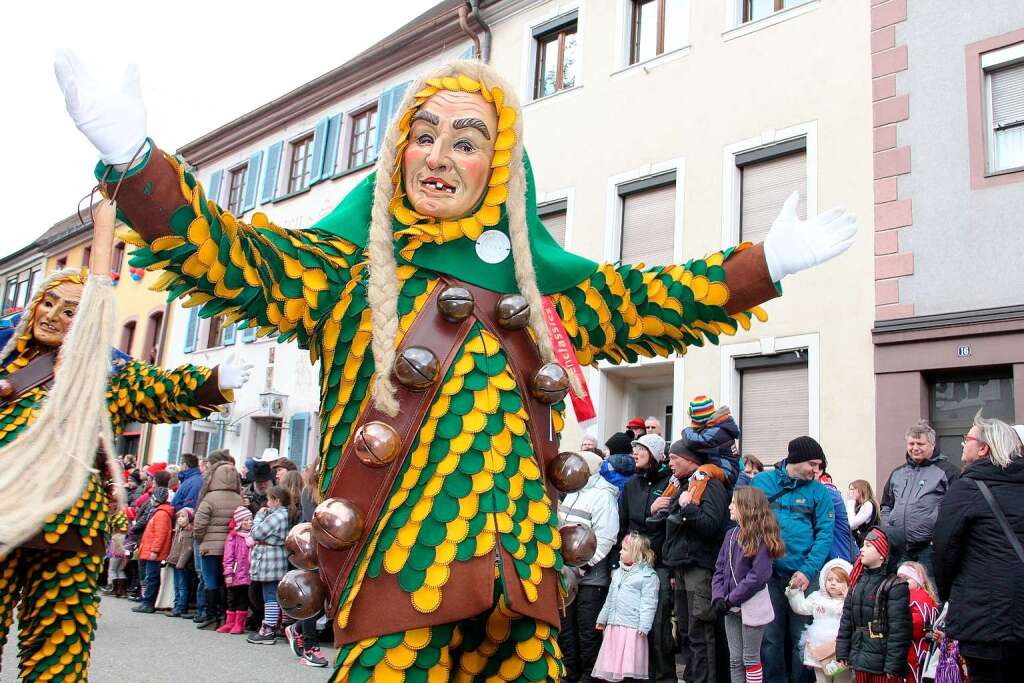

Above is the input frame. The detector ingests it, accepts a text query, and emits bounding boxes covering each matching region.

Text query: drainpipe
[468,0,492,64]
[457,5,481,60]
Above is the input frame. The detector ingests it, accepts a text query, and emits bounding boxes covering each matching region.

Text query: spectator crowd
[105,396,1024,683]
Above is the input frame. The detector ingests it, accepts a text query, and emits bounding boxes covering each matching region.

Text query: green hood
[311,153,597,295]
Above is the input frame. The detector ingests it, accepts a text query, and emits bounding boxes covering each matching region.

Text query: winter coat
[835,566,911,676]
[712,527,773,607]
[222,532,252,586]
[596,563,659,633]
[166,526,194,569]
[682,417,740,484]
[619,463,674,566]
[249,506,290,582]
[880,451,959,547]
[242,482,268,516]
[785,558,852,668]
[558,472,620,586]
[662,478,729,570]
[138,503,174,561]
[600,455,635,497]
[906,587,938,683]
[932,458,1024,659]
[173,467,203,512]
[752,462,835,579]
[193,462,243,556]
[824,482,853,563]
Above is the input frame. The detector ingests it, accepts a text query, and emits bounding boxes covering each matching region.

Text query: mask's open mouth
[420,177,457,194]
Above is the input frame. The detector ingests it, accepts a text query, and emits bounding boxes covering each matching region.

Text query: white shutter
[739,362,809,466]
[991,62,1024,129]
[620,184,675,267]
[740,151,806,244]
[542,210,567,247]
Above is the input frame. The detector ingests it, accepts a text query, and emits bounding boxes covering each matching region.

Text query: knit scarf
[687,464,726,505]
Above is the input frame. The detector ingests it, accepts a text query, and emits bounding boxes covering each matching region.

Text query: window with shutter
[183,307,199,353]
[221,322,237,346]
[619,173,676,267]
[241,325,258,343]
[739,145,806,244]
[191,430,210,458]
[226,164,247,215]
[167,424,183,464]
[538,199,568,247]
[260,141,284,204]
[349,107,379,169]
[739,355,809,465]
[241,151,263,213]
[987,59,1024,173]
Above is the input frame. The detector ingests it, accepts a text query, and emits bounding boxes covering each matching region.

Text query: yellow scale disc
[404,627,432,651]
[411,586,442,613]
[423,564,450,588]
[435,541,458,565]
[498,656,525,681]
[515,637,544,662]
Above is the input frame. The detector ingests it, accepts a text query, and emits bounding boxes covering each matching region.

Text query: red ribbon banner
[541,296,596,426]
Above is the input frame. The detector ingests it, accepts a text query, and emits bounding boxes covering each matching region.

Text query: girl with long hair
[712,487,786,683]
[280,470,303,527]
[846,480,879,547]
[897,561,938,683]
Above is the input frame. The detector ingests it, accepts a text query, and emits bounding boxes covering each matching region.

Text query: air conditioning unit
[259,391,288,417]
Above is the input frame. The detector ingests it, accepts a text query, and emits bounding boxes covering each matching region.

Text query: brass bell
[353,421,401,467]
[559,523,597,567]
[530,362,570,404]
[278,568,327,621]
[437,286,475,322]
[496,294,530,330]
[548,452,591,493]
[311,498,364,550]
[561,565,580,607]
[394,346,440,391]
[285,522,319,570]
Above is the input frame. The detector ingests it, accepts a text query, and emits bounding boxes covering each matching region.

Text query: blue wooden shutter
[288,412,310,465]
[183,307,199,353]
[241,325,258,342]
[320,114,343,179]
[221,321,237,346]
[260,141,284,204]
[167,424,183,464]
[241,151,263,213]
[309,117,331,185]
[374,81,412,156]
[207,169,224,204]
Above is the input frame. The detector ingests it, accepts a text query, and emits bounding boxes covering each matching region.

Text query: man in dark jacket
[661,441,729,683]
[173,453,202,513]
[618,432,674,683]
[879,421,959,579]
[933,415,1024,681]
[242,462,273,515]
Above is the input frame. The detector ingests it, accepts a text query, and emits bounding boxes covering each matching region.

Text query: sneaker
[247,626,276,645]
[131,604,155,614]
[302,647,329,668]
[285,624,304,658]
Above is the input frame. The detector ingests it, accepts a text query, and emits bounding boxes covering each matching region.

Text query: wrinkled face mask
[30,281,83,347]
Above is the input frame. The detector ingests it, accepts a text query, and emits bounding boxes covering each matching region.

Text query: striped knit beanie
[849,527,890,587]
[233,506,252,527]
[688,395,716,427]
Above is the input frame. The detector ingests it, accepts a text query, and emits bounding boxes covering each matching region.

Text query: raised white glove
[763,191,858,282]
[217,354,254,391]
[54,49,148,165]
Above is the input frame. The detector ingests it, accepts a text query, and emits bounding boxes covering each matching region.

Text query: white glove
[54,49,148,165]
[217,354,254,391]
[763,191,858,282]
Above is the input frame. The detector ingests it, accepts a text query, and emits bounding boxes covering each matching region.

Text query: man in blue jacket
[752,436,835,683]
[172,453,202,513]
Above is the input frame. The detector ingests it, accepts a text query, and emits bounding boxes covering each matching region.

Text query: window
[226,165,248,215]
[629,0,687,64]
[205,316,224,350]
[983,45,1024,174]
[538,199,568,247]
[287,134,315,194]
[743,0,807,23]
[348,107,379,169]
[533,13,578,100]
[3,266,41,315]
[111,242,125,275]
[55,256,67,271]
[191,430,210,458]
[738,138,807,244]
[618,171,676,266]
[929,369,1015,467]
[82,246,92,269]
[3,278,17,314]
[143,310,163,363]
[120,320,136,355]
[738,351,809,464]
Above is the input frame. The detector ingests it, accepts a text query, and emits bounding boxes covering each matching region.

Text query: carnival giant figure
[0,201,252,681]
[56,54,856,681]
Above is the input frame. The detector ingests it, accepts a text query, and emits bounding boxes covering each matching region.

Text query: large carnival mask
[30,280,83,347]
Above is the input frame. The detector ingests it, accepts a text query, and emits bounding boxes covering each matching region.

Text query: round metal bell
[353,421,401,467]
[285,522,319,570]
[496,294,530,330]
[394,346,440,391]
[311,498,364,550]
[561,565,580,607]
[530,362,570,404]
[559,523,597,567]
[548,451,591,493]
[278,568,327,621]
[437,286,475,322]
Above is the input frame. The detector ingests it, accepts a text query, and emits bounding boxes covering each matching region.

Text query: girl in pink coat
[218,507,252,634]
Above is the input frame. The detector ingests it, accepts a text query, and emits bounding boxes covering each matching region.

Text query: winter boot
[230,610,246,635]
[114,579,128,598]
[196,589,220,629]
[216,610,236,633]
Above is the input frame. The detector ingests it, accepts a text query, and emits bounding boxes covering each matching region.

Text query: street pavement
[2,596,337,682]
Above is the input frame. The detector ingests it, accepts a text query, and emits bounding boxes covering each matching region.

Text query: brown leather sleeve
[193,367,231,406]
[101,146,188,242]
[722,243,780,315]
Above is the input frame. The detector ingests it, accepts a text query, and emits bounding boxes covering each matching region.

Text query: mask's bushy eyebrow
[453,117,491,140]
[411,110,440,125]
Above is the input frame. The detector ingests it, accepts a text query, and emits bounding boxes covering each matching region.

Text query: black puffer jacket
[661,480,729,571]
[836,567,911,676]
[619,463,673,566]
[933,458,1024,658]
